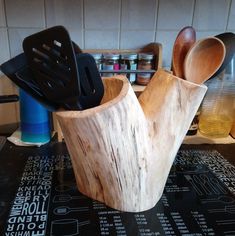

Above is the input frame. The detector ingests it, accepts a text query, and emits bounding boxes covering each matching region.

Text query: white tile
[120,30,155,49]
[68,29,84,49]
[193,0,230,31]
[196,31,222,40]
[0,0,6,26]
[227,0,235,30]
[157,0,194,30]
[121,0,157,30]
[8,28,43,57]
[5,0,45,27]
[84,0,120,29]
[45,0,83,29]
[84,30,119,49]
[0,29,10,65]
[155,30,179,68]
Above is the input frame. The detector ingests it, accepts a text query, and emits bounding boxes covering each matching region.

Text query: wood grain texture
[184,37,225,84]
[56,70,207,212]
[172,26,196,79]
[230,120,235,138]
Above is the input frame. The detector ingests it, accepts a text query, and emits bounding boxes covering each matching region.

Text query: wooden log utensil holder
[56,69,207,212]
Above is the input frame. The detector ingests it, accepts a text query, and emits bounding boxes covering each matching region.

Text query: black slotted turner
[0,53,60,111]
[23,25,104,110]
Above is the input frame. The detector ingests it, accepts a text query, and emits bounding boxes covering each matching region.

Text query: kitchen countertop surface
[0,139,235,236]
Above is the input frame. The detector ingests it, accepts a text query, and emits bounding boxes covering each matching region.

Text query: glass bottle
[136,53,154,85]
[102,53,120,77]
[198,56,235,138]
[91,53,103,71]
[120,53,137,84]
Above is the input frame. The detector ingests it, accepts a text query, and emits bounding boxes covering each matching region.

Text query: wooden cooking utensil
[56,70,207,212]
[184,37,226,84]
[172,26,196,79]
[214,32,235,77]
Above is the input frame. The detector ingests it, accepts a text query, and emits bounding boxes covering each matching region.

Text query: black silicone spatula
[0,53,60,111]
[23,25,104,110]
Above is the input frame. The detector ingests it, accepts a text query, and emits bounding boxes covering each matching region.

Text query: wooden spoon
[213,32,235,77]
[184,37,226,84]
[172,26,196,79]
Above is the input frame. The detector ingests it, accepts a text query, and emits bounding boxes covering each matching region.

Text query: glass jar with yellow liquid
[199,57,235,138]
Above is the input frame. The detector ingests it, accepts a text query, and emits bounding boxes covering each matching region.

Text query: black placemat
[1,141,235,235]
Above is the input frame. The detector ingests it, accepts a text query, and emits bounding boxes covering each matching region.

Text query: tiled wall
[0,0,235,69]
[0,0,234,126]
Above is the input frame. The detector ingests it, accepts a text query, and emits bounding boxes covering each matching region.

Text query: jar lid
[121,53,137,60]
[103,53,120,60]
[138,53,154,60]
[91,53,103,60]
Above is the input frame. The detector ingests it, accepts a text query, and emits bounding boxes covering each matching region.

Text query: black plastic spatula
[23,25,104,110]
[0,53,60,111]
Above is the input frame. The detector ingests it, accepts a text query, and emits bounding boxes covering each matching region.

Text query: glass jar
[91,53,103,71]
[102,53,120,77]
[120,53,137,84]
[136,53,154,85]
[198,57,235,138]
[186,109,201,135]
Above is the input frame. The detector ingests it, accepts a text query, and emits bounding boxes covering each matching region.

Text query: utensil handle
[0,95,19,103]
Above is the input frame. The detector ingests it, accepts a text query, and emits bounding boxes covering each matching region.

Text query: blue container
[19,89,51,143]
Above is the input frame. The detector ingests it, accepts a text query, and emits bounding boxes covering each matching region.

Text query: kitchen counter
[0,140,235,235]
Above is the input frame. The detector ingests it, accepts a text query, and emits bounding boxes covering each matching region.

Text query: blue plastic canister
[19,89,51,143]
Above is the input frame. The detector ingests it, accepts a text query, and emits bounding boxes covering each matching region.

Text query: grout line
[225,0,232,30]
[154,0,159,41]
[3,0,11,58]
[43,0,47,28]
[3,0,8,27]
[191,0,196,26]
[118,0,122,49]
[82,0,85,49]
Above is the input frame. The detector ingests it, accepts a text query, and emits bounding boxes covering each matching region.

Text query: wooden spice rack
[54,42,163,141]
[84,42,162,71]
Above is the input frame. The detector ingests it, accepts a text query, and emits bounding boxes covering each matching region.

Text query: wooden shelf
[84,42,163,71]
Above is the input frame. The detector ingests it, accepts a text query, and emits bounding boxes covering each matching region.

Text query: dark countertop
[0,140,235,235]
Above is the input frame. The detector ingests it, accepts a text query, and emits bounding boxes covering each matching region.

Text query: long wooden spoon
[184,37,226,84]
[172,26,196,79]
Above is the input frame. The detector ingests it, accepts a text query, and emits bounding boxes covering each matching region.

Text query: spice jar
[186,109,201,135]
[102,53,120,77]
[136,53,154,85]
[91,53,103,71]
[120,53,138,84]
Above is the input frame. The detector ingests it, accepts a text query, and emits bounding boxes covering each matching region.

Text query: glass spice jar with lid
[120,53,138,84]
[102,53,120,77]
[136,53,154,85]
[91,53,103,71]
